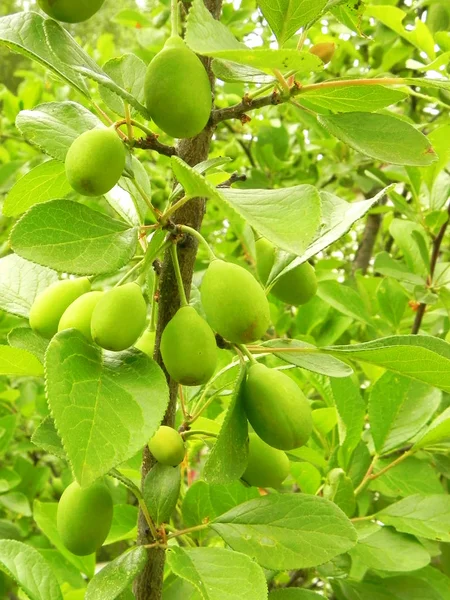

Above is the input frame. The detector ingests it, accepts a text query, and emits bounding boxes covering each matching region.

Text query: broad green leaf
[331,0,366,35]
[257,0,328,46]
[33,500,95,578]
[0,415,17,456]
[16,102,102,161]
[349,526,430,572]
[171,157,222,201]
[100,54,147,117]
[203,365,248,484]
[269,590,323,599]
[410,566,450,600]
[326,335,450,393]
[45,330,169,486]
[0,539,63,600]
[31,417,66,460]
[167,547,268,600]
[169,157,231,202]
[221,185,321,256]
[300,85,406,113]
[413,406,450,450]
[85,547,147,600]
[261,339,353,378]
[389,219,429,277]
[0,12,88,97]
[0,492,31,516]
[0,346,43,377]
[0,519,22,541]
[186,0,323,74]
[0,254,58,318]
[374,251,425,286]
[0,469,21,493]
[323,468,356,517]
[163,573,201,600]
[382,575,443,600]
[143,463,181,527]
[212,59,275,83]
[3,160,71,217]
[8,327,49,364]
[318,113,437,166]
[290,462,322,495]
[105,505,138,545]
[378,494,450,542]
[367,5,435,59]
[181,480,259,530]
[369,372,441,453]
[37,549,85,593]
[11,200,138,276]
[331,377,365,470]
[376,278,408,329]
[211,494,357,569]
[335,580,405,600]
[370,456,443,497]
[421,124,450,190]
[318,280,373,325]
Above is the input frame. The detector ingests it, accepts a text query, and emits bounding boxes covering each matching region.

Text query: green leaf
[389,219,429,277]
[300,84,406,113]
[369,372,441,454]
[0,539,63,600]
[105,505,138,545]
[167,547,268,600]
[335,580,408,600]
[257,0,328,46]
[378,494,450,542]
[318,113,437,166]
[269,590,323,599]
[186,0,323,74]
[323,468,356,517]
[349,526,430,572]
[211,494,357,570]
[100,54,147,117]
[0,492,31,516]
[212,59,275,84]
[331,376,365,470]
[326,335,450,393]
[181,480,259,530]
[382,575,444,600]
[318,280,373,325]
[33,500,95,578]
[143,463,181,527]
[374,251,425,286]
[10,200,138,276]
[221,185,321,257]
[0,254,58,318]
[203,365,248,484]
[0,469,21,493]
[413,406,450,450]
[0,12,88,97]
[0,415,17,456]
[8,327,49,364]
[85,547,147,600]
[45,330,169,487]
[376,278,408,329]
[171,157,222,202]
[3,160,71,217]
[0,346,43,377]
[31,417,66,460]
[370,456,444,497]
[261,339,353,378]
[367,5,435,59]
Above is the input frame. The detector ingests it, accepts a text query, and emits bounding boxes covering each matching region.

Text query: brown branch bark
[134,135,177,157]
[352,196,387,275]
[133,2,222,598]
[411,201,450,334]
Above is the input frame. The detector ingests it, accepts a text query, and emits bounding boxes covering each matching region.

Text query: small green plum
[242,433,290,488]
[38,0,105,22]
[58,291,103,342]
[148,426,185,466]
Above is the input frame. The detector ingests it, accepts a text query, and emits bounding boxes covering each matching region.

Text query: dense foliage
[0,0,450,599]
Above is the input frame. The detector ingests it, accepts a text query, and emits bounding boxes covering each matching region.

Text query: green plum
[38,0,105,23]
[135,329,156,357]
[148,426,185,466]
[242,433,290,488]
[58,291,103,342]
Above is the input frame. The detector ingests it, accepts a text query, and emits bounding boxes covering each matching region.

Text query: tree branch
[133,135,177,157]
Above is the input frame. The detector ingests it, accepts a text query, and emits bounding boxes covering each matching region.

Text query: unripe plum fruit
[201,260,270,344]
[91,283,147,351]
[255,237,318,306]
[135,329,156,357]
[160,306,217,385]
[148,426,185,466]
[65,128,126,197]
[38,0,105,23]
[58,291,103,342]
[57,480,113,556]
[243,363,312,451]
[145,36,212,139]
[29,278,91,339]
[242,433,290,488]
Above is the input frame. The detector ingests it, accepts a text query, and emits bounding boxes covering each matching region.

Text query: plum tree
[255,237,318,305]
[91,283,147,351]
[160,306,217,385]
[58,291,103,342]
[65,128,126,197]
[242,433,290,488]
[29,278,91,339]
[145,36,212,139]
[38,0,105,23]
[243,363,313,451]
[201,260,270,343]
[57,480,113,556]
[148,426,185,466]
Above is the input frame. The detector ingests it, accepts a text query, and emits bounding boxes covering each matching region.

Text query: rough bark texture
[352,212,383,275]
[134,1,222,598]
